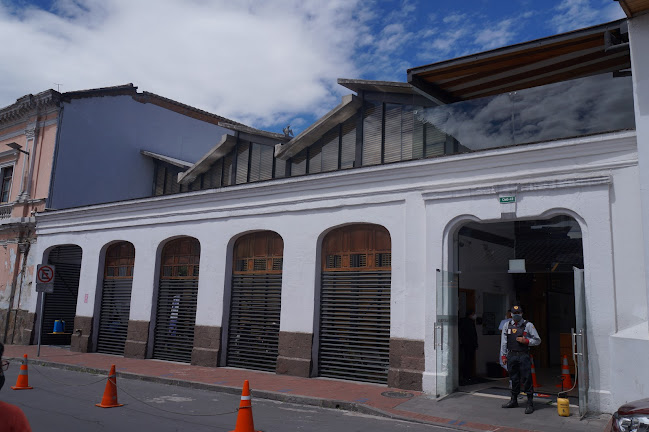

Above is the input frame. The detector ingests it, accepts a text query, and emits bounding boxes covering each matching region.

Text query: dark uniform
[500,304,541,414]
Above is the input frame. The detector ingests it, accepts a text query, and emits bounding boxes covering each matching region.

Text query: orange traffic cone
[229,380,261,432]
[530,355,540,388]
[95,365,124,408]
[556,355,574,388]
[11,354,33,390]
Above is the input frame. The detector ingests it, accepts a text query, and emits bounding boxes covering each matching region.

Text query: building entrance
[446,216,587,412]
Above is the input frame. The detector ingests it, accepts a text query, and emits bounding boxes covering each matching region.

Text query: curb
[11,357,508,432]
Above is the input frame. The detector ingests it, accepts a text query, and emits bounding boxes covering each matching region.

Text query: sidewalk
[4,345,611,432]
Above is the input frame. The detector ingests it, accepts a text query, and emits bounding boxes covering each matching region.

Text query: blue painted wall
[50,95,231,209]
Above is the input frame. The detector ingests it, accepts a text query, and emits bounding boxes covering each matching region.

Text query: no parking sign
[36,264,55,293]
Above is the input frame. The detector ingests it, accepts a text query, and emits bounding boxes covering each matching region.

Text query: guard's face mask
[512,314,523,322]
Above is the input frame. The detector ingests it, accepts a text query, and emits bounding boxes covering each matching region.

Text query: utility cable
[116,382,240,417]
[27,363,240,417]
[30,365,108,387]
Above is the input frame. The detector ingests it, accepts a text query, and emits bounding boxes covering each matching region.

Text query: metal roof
[274,94,362,160]
[408,19,630,103]
[177,133,238,184]
[337,79,416,95]
[140,150,193,169]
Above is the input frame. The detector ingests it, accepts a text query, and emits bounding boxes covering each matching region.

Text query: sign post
[35,264,55,357]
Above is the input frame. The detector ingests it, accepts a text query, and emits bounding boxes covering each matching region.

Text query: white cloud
[550,0,624,33]
[0,0,372,130]
[353,0,417,81]
[417,13,518,62]
[443,13,466,24]
[474,19,516,50]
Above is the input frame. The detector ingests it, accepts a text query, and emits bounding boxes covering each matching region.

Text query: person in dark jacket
[500,304,542,414]
[459,309,479,385]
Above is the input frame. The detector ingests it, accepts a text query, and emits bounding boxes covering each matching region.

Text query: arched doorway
[318,224,391,384]
[443,215,585,406]
[226,231,283,372]
[96,242,135,355]
[152,237,200,363]
[41,245,83,345]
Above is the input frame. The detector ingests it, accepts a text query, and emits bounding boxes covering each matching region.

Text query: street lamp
[6,142,30,155]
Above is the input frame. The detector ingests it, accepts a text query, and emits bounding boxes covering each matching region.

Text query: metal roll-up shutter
[318,224,392,384]
[153,238,200,363]
[227,273,281,371]
[97,242,134,355]
[319,270,391,383]
[42,245,82,345]
[153,279,198,362]
[96,279,132,354]
[227,231,283,372]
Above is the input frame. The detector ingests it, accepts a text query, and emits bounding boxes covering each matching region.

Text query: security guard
[500,304,541,414]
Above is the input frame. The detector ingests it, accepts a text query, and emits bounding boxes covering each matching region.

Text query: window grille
[222,152,234,186]
[384,104,403,163]
[350,253,367,267]
[375,253,392,268]
[340,117,357,169]
[154,165,166,196]
[362,102,382,166]
[259,144,274,181]
[274,157,287,178]
[236,141,250,184]
[401,106,415,161]
[309,141,323,174]
[164,165,181,194]
[291,149,307,176]
[204,159,223,189]
[321,129,339,172]
[326,255,342,268]
[425,123,446,157]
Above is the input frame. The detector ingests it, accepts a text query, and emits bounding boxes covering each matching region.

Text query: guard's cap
[511,304,523,314]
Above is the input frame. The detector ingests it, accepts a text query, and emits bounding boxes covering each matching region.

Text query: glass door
[573,267,588,418]
[435,269,459,399]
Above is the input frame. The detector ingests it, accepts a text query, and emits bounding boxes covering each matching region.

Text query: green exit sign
[500,196,516,203]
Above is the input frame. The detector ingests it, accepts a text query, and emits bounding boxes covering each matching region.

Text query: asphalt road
[0,364,454,432]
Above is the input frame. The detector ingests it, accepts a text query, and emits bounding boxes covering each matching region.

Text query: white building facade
[23,14,649,415]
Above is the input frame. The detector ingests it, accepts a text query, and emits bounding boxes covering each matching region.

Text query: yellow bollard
[557,394,570,417]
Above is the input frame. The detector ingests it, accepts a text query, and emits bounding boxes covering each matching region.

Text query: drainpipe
[10,238,30,344]
[3,229,26,343]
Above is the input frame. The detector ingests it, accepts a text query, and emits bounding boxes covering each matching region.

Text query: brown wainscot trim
[276,331,312,377]
[191,325,221,367]
[70,316,93,353]
[124,320,150,359]
[388,338,424,391]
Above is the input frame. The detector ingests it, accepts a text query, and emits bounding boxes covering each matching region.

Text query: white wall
[630,12,649,331]
[50,95,232,209]
[32,130,647,413]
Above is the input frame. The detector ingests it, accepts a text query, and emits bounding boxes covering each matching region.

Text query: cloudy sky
[0,0,624,133]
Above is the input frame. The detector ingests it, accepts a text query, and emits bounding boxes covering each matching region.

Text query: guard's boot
[502,394,519,408]
[525,395,534,414]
